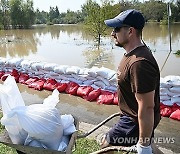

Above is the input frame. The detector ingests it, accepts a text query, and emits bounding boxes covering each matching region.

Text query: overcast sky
[33,0,119,12]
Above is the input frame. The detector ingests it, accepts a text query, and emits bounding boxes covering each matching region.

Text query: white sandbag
[0,76,25,114]
[91,84,100,90]
[169,87,180,93]
[71,74,87,81]
[96,76,110,86]
[171,95,180,104]
[68,77,83,84]
[96,67,116,79]
[79,68,89,75]
[1,105,63,150]
[0,76,27,144]
[6,58,23,68]
[20,60,34,70]
[44,63,58,72]
[94,81,106,89]
[160,88,169,94]
[105,86,117,92]
[88,67,99,77]
[161,100,173,106]
[31,62,47,71]
[1,89,63,150]
[61,114,76,136]
[54,65,69,74]
[58,136,70,151]
[66,66,81,75]
[163,75,180,83]
[82,79,96,86]
[55,74,69,81]
[109,74,117,82]
[0,57,7,66]
[167,90,178,97]
[160,95,171,101]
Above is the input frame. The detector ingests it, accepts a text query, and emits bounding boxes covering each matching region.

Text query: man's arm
[135,90,155,146]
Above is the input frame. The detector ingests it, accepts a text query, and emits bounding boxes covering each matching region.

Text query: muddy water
[0,23,180,77]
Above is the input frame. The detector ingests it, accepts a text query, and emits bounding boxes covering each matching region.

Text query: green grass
[73,137,100,154]
[174,50,180,55]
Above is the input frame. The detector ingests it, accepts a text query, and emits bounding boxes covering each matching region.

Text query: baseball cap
[104,9,145,30]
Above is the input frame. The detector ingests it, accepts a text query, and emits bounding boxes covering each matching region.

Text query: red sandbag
[0,71,5,78]
[160,102,167,110]
[10,69,19,82]
[113,92,118,105]
[55,83,67,92]
[18,73,29,84]
[171,103,180,112]
[1,74,10,81]
[84,88,101,102]
[160,106,173,117]
[65,82,79,95]
[77,86,94,97]
[170,109,180,121]
[97,90,114,105]
[25,77,39,85]
[28,79,46,91]
[43,78,57,91]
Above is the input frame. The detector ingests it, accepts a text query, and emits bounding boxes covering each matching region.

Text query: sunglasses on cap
[113,25,130,33]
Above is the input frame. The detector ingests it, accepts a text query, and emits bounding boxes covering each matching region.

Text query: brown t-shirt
[117,45,161,128]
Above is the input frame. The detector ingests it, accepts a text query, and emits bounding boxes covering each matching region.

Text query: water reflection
[0,24,179,76]
[0,29,38,57]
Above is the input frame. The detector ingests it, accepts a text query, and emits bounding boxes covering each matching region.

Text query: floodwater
[0,23,180,77]
[0,24,180,153]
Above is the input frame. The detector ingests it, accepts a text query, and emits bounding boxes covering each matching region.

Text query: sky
[33,0,119,12]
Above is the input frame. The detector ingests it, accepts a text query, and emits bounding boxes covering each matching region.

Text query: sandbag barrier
[0,58,180,121]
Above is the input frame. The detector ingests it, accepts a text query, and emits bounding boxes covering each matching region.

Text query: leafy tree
[0,0,10,29]
[82,0,118,47]
[22,0,35,28]
[9,0,23,28]
[35,9,48,24]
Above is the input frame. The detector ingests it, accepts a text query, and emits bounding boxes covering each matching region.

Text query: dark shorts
[106,115,139,146]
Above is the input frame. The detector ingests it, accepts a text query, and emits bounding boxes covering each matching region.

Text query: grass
[174,50,180,56]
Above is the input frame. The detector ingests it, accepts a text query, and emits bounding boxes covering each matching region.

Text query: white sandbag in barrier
[96,67,116,80]
[54,65,69,74]
[44,63,58,72]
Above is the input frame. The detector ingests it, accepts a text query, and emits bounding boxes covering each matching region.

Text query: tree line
[0,0,180,30]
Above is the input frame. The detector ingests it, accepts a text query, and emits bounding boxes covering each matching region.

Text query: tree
[9,0,23,28]
[82,0,118,47]
[22,0,35,28]
[0,0,10,29]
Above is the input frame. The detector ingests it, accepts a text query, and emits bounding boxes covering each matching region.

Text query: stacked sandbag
[160,76,180,121]
[0,58,118,105]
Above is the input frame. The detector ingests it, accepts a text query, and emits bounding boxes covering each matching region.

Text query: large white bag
[0,76,27,144]
[0,76,64,150]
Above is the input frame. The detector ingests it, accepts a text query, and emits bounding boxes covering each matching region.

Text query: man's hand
[137,142,153,154]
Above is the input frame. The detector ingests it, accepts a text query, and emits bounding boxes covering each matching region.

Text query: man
[102,9,161,153]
